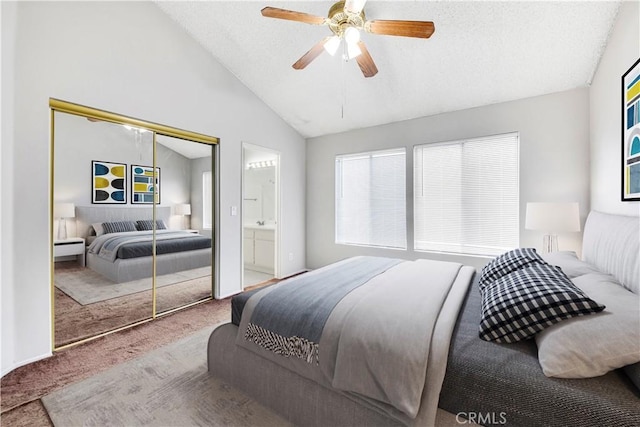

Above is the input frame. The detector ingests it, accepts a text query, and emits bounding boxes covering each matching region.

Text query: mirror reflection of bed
[52,110,214,348]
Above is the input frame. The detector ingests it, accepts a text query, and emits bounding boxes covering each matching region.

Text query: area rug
[55,266,211,305]
[42,325,290,427]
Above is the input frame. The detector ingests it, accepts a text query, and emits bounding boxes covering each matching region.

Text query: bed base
[87,248,211,283]
[207,323,465,427]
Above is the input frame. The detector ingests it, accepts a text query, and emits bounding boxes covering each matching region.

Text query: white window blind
[336,148,406,249]
[414,133,519,256]
[203,171,212,229]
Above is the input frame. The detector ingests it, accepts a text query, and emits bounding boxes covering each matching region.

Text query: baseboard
[277,269,309,280]
[216,290,242,300]
[2,351,52,378]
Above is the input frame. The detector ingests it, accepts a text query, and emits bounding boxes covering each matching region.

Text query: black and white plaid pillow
[478,248,545,290]
[479,264,605,343]
[136,219,167,231]
[102,221,137,234]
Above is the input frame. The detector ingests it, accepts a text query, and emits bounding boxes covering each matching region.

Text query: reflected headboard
[75,206,171,240]
[582,211,639,294]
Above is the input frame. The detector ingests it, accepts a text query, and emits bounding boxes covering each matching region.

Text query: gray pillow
[102,221,137,234]
[91,222,105,236]
[136,219,167,231]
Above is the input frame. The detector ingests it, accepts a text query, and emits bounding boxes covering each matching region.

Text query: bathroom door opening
[242,143,280,289]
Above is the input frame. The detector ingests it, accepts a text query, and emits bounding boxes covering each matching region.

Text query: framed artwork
[131,165,161,204]
[622,57,640,201]
[92,160,126,204]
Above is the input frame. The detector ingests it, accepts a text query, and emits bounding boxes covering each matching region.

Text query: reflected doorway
[242,144,280,288]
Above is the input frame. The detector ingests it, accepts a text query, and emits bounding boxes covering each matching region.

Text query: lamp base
[58,218,67,241]
[542,234,558,253]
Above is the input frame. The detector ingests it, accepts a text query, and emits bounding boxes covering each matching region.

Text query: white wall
[306,88,590,271]
[590,0,640,217]
[2,1,305,375]
[54,113,195,234]
[1,1,18,377]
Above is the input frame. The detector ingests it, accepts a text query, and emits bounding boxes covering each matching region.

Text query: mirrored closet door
[50,99,218,350]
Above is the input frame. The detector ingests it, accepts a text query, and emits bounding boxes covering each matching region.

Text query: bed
[208,211,640,426]
[76,206,212,283]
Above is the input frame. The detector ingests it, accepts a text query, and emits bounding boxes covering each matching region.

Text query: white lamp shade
[54,203,75,219]
[525,202,580,232]
[175,203,191,215]
[323,36,341,56]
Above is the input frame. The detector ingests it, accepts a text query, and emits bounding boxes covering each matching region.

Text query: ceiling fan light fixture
[346,41,362,60]
[344,26,360,44]
[324,36,341,56]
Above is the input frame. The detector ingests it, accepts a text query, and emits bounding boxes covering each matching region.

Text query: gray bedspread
[246,256,402,363]
[439,277,640,427]
[88,230,210,262]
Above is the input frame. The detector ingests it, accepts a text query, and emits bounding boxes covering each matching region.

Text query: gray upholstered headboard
[75,206,171,239]
[582,211,639,294]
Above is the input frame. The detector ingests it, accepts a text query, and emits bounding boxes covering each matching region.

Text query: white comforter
[237,258,475,425]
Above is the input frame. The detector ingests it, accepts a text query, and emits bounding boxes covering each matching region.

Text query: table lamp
[175,203,191,230]
[54,202,75,241]
[525,202,580,253]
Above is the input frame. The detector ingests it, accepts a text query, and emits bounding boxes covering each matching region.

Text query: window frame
[412,132,520,256]
[335,147,407,250]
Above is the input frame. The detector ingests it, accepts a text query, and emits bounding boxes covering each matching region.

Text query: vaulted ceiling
[156,1,620,138]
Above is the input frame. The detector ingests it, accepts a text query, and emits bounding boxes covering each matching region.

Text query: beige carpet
[1,297,232,425]
[54,275,213,348]
[42,326,290,427]
[55,264,211,305]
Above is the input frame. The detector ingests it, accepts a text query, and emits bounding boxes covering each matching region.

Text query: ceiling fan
[261,0,435,78]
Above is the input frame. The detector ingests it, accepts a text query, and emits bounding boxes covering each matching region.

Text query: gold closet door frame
[50,98,219,351]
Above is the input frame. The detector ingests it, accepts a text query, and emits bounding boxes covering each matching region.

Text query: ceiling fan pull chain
[341,42,346,119]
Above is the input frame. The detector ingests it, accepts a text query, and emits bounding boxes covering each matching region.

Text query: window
[203,171,212,229]
[335,148,406,249]
[414,133,519,256]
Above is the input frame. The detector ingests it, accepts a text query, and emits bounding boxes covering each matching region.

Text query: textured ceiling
[155,1,620,138]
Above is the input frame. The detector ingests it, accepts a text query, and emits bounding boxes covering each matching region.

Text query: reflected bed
[77,206,211,283]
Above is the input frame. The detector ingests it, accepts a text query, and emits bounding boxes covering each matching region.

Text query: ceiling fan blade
[261,7,326,25]
[292,37,332,70]
[344,0,367,14]
[355,41,378,78]
[365,20,435,38]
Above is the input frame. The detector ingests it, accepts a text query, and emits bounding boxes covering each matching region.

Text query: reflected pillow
[478,247,545,290]
[102,221,137,234]
[136,219,167,231]
[92,222,105,236]
[479,264,605,343]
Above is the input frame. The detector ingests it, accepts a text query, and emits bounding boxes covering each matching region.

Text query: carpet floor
[55,263,211,305]
[54,262,213,347]
[1,297,232,426]
[42,326,290,426]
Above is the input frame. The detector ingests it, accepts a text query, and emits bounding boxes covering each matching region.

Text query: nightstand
[54,237,85,267]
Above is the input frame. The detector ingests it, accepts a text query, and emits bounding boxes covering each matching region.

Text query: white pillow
[540,251,600,278]
[91,222,105,236]
[536,273,640,378]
